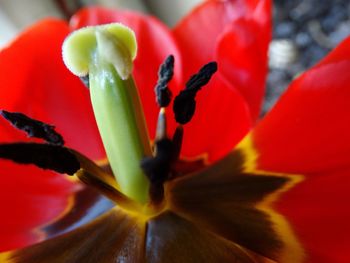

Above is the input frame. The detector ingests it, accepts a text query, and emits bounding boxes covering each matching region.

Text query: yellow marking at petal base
[0,252,12,262]
[236,133,304,191]
[236,133,305,263]
[95,157,109,167]
[259,206,305,263]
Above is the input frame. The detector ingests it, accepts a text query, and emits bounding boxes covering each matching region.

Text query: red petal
[173,0,271,120]
[276,170,350,263]
[0,19,108,251]
[70,7,183,139]
[253,36,350,174]
[216,15,271,121]
[252,36,350,263]
[0,19,104,160]
[180,75,251,161]
[0,160,79,252]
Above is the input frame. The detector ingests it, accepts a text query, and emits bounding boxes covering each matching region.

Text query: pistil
[63,24,152,204]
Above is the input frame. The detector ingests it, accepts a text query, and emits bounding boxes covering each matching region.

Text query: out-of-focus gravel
[264,0,350,114]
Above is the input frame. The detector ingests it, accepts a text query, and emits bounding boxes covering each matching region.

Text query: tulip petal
[0,158,115,252]
[0,19,104,160]
[0,142,117,252]
[2,208,277,263]
[216,15,270,121]
[169,148,304,263]
[146,211,275,263]
[70,7,183,139]
[2,208,144,263]
[173,0,271,120]
[253,37,350,174]
[41,187,113,239]
[251,36,350,263]
[172,0,269,160]
[0,160,78,252]
[275,170,350,263]
[0,20,109,251]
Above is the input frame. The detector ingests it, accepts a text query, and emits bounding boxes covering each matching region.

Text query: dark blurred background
[266,0,350,113]
[1,0,349,114]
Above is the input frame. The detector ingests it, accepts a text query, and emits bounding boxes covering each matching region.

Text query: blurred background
[1,0,349,113]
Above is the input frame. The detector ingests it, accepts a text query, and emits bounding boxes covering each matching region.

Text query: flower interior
[0,23,218,216]
[0,22,305,263]
[62,23,221,213]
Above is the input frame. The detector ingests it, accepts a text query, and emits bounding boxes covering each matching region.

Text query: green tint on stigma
[62,23,152,203]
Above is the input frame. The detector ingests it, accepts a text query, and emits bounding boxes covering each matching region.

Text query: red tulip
[0,0,349,262]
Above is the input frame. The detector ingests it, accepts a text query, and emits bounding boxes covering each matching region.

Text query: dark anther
[173,89,196,124]
[186,61,217,91]
[0,143,80,175]
[0,110,64,145]
[80,75,90,88]
[155,55,174,107]
[141,138,174,203]
[173,62,217,124]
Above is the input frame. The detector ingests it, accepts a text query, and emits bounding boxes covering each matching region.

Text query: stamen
[186,62,218,91]
[0,143,80,175]
[155,55,174,107]
[155,108,167,141]
[173,62,217,124]
[0,110,64,145]
[71,149,119,188]
[75,169,143,211]
[141,138,174,204]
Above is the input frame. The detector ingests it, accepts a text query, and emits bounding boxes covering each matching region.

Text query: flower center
[140,57,218,206]
[0,23,217,215]
[62,23,217,207]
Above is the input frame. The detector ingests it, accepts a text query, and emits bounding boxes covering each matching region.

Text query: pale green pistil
[62,24,152,203]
